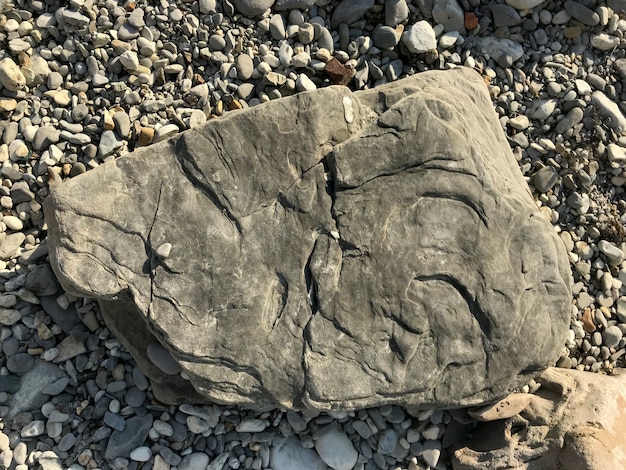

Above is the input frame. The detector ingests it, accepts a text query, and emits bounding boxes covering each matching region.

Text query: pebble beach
[0,0,625,469]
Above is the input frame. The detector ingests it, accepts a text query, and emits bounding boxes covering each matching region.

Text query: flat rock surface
[44,68,571,410]
[452,367,626,470]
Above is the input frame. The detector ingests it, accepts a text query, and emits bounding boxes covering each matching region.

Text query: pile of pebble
[0,0,625,468]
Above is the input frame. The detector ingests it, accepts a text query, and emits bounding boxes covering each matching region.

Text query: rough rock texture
[451,368,626,470]
[43,68,571,410]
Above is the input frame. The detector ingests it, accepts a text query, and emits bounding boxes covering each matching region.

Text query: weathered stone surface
[44,69,571,410]
[452,368,626,470]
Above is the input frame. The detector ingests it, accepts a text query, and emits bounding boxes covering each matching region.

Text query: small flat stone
[105,415,153,460]
[529,99,557,120]
[130,446,152,462]
[156,243,172,259]
[269,14,286,40]
[298,23,315,44]
[564,0,600,26]
[7,353,35,375]
[598,240,624,265]
[292,52,311,68]
[235,54,254,80]
[21,420,44,437]
[124,387,147,407]
[264,71,288,87]
[113,111,131,138]
[99,130,124,157]
[373,25,400,49]
[432,0,466,32]
[491,4,521,27]
[555,107,584,135]
[0,307,22,326]
[57,433,77,452]
[509,115,530,130]
[602,325,623,348]
[0,98,17,112]
[377,428,399,454]
[314,428,358,470]
[104,411,126,431]
[286,411,307,433]
[153,420,174,436]
[505,0,546,9]
[331,0,375,28]
[271,437,327,470]
[591,33,620,50]
[402,21,436,53]
[236,418,267,433]
[53,335,87,363]
[118,23,140,40]
[138,127,154,146]
[0,58,26,91]
[439,31,460,49]
[385,0,409,26]
[187,415,210,434]
[179,452,210,469]
[154,124,179,143]
[421,440,442,467]
[62,9,89,27]
[25,264,59,296]
[53,90,71,106]
[532,166,559,193]
[608,144,626,164]
[296,74,316,92]
[0,232,24,260]
[231,0,274,16]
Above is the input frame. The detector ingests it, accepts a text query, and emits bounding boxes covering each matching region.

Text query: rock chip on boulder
[44,68,571,410]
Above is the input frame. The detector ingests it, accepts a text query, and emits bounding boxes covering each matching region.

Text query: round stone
[235,54,254,80]
[373,25,399,49]
[315,428,358,470]
[6,353,35,375]
[377,428,399,454]
[602,326,623,348]
[130,446,152,462]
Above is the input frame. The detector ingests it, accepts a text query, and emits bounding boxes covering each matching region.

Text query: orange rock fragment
[581,307,595,333]
[137,127,154,147]
[324,58,355,86]
[465,12,478,31]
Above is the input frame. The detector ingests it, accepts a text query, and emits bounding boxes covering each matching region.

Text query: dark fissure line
[414,273,492,340]
[147,180,164,308]
[174,137,243,235]
[333,154,461,191]
[419,191,489,228]
[303,243,319,315]
[270,271,289,331]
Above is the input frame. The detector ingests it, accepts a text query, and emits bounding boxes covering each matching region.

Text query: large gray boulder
[43,68,572,410]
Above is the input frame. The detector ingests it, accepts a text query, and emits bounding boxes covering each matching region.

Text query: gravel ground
[0,0,625,469]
